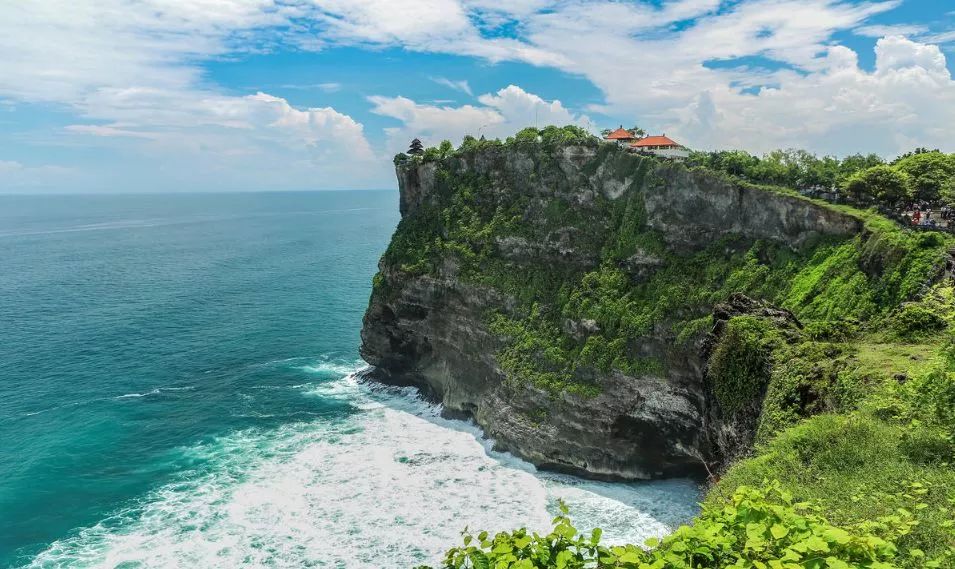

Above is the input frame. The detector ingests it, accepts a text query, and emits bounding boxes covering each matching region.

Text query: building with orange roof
[630,134,689,160]
[603,126,640,147]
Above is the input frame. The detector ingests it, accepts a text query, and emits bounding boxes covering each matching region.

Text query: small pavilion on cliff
[603,126,640,147]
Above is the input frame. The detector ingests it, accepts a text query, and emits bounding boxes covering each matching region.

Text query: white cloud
[672,37,955,155]
[0,0,381,191]
[369,85,594,155]
[431,77,474,96]
[922,30,955,45]
[855,23,928,38]
[477,85,595,131]
[305,0,955,156]
[0,160,77,190]
[279,82,343,92]
[0,160,23,172]
[3,0,955,192]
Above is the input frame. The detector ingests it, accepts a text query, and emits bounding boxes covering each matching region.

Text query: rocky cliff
[360,139,941,480]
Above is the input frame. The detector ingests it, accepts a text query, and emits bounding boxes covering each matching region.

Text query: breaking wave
[25,359,699,568]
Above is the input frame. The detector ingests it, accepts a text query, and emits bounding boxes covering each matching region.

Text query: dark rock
[361,145,860,481]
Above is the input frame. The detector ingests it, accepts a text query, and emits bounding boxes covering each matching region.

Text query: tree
[628,126,646,138]
[838,153,884,186]
[893,147,941,164]
[894,151,955,203]
[713,150,759,178]
[514,127,541,143]
[408,138,424,156]
[752,150,791,186]
[843,165,912,206]
[437,139,454,158]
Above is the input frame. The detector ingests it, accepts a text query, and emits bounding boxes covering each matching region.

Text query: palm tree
[408,138,424,155]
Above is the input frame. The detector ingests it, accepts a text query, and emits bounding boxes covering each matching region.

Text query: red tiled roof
[632,135,681,147]
[605,127,636,140]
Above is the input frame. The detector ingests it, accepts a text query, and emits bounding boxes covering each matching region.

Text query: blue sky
[1,0,953,193]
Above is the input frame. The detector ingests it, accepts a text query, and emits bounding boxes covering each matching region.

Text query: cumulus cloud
[0,0,380,191]
[3,0,955,191]
[369,85,594,155]
[302,0,955,156]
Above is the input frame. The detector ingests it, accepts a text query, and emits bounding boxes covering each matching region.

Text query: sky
[0,0,953,193]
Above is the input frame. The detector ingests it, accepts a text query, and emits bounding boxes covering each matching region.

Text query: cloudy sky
[1,0,953,193]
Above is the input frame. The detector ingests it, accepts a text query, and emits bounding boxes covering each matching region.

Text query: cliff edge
[360,138,945,480]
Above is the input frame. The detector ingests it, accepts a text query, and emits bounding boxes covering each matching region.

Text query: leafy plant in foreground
[416,482,925,569]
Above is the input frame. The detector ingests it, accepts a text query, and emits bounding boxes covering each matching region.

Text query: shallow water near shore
[0,191,699,568]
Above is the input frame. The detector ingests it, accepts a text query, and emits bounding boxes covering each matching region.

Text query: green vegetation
[709,316,781,415]
[689,147,955,210]
[844,166,912,207]
[418,483,932,569]
[706,285,955,566]
[381,135,948,397]
[379,128,955,568]
[686,149,885,194]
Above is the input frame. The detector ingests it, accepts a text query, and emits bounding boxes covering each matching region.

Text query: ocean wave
[114,386,197,400]
[25,360,699,568]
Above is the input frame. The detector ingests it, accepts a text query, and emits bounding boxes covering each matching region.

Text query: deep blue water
[0,191,698,568]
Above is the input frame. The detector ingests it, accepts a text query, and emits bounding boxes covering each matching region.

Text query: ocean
[0,190,699,568]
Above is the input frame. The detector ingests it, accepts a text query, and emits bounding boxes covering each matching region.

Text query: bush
[803,319,861,342]
[419,482,915,569]
[709,316,780,415]
[887,304,948,341]
[714,413,955,566]
[843,165,912,206]
[894,152,955,204]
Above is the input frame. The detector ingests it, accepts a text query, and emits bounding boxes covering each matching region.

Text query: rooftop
[605,127,637,140]
[632,135,681,148]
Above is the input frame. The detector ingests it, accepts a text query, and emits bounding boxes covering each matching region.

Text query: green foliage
[709,316,780,415]
[718,334,955,565]
[843,165,912,206]
[715,413,955,567]
[382,128,955,569]
[802,319,860,342]
[422,483,919,569]
[887,304,948,342]
[893,152,955,204]
[687,148,884,191]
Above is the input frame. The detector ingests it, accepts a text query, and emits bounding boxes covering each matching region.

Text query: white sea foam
[26,362,700,568]
[114,386,196,399]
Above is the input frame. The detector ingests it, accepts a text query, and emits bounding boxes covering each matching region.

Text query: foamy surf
[25,360,700,568]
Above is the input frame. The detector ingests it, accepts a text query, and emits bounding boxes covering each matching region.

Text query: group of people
[908,204,953,228]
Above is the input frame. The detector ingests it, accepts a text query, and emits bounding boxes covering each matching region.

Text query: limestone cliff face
[360,143,863,480]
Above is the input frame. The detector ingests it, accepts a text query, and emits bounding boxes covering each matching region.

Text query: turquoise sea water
[0,191,699,568]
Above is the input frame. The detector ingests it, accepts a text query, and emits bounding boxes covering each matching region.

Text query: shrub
[843,165,912,206]
[419,482,914,569]
[709,316,780,415]
[887,304,948,341]
[894,152,955,204]
[803,319,861,342]
[714,413,955,566]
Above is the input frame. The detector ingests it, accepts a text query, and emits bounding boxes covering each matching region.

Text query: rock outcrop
[360,142,865,480]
